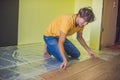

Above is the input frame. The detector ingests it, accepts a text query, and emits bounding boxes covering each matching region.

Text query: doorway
[0,0,19,47]
[115,0,120,44]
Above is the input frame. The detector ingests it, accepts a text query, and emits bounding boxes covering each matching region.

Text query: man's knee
[73,51,80,59]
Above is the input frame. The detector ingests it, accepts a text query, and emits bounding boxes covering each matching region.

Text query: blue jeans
[43,36,80,62]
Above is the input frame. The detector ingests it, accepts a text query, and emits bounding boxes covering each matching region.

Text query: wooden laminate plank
[40,58,105,80]
[94,55,120,80]
[62,55,120,80]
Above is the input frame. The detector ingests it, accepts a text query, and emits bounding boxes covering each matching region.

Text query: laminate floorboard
[40,58,105,80]
[94,55,120,80]
[40,56,120,80]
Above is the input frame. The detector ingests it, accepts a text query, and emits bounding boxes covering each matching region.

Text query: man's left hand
[88,51,96,58]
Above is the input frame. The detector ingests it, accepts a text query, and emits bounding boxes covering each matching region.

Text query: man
[43,7,96,69]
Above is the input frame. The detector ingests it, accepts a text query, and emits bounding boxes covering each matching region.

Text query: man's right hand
[60,60,67,69]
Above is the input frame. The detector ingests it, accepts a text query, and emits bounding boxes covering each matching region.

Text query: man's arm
[58,31,67,69]
[77,32,95,57]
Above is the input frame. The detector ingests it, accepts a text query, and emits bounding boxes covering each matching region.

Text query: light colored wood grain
[40,58,105,80]
[40,56,120,80]
[94,55,120,80]
[63,55,120,80]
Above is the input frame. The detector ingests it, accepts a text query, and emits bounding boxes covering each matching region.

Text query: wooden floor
[40,55,120,80]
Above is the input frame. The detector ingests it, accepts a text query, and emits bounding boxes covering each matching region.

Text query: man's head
[76,7,95,27]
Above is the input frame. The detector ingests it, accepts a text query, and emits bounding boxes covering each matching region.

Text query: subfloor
[0,43,120,80]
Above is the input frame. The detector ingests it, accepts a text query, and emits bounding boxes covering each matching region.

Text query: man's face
[76,15,88,27]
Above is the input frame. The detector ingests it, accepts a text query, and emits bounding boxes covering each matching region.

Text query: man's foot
[44,52,51,58]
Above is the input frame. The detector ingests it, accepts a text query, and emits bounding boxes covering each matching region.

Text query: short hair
[78,7,95,23]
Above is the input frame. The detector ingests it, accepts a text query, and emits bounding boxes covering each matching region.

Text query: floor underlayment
[0,43,120,80]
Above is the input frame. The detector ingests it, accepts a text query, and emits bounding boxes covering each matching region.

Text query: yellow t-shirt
[44,14,84,36]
